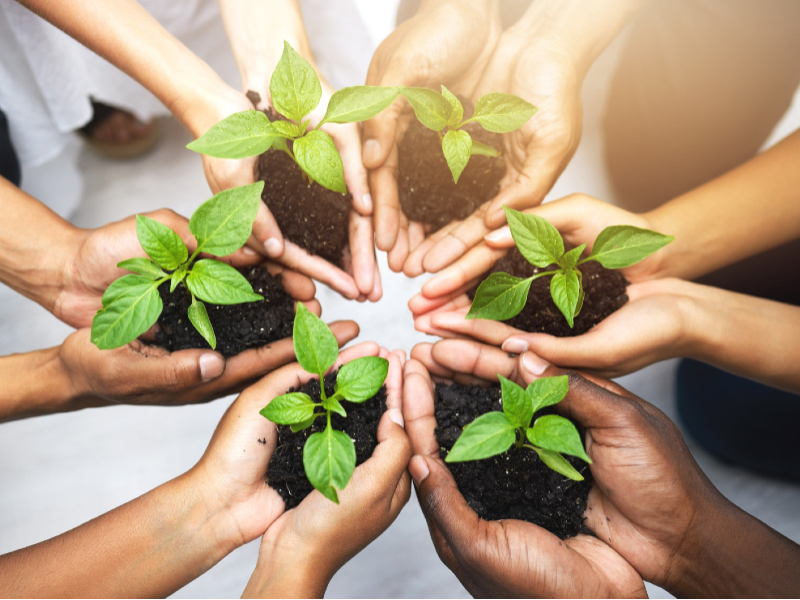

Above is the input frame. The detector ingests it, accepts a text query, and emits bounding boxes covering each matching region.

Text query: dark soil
[255,108,349,269]
[470,246,629,337]
[267,371,386,509]
[156,265,294,358]
[398,100,506,231]
[435,381,592,539]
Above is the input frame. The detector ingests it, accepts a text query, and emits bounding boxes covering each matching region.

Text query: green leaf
[135,215,188,270]
[527,375,569,415]
[504,206,564,268]
[269,120,301,138]
[169,267,187,293]
[399,87,451,131]
[470,92,536,133]
[186,110,277,159]
[445,412,516,462]
[527,415,591,463]
[575,285,585,317]
[499,375,533,429]
[317,485,339,503]
[550,269,581,328]
[320,86,400,125]
[186,259,263,305]
[270,40,321,122]
[304,427,356,503]
[335,356,389,403]
[292,130,346,194]
[117,258,166,280]
[325,397,347,418]
[532,447,584,481]
[189,182,264,256]
[559,244,587,270]
[293,303,338,378]
[187,296,216,349]
[441,85,463,126]
[467,272,533,321]
[470,140,500,157]
[91,276,162,349]
[291,417,317,433]
[589,225,675,269]
[441,129,472,184]
[261,392,317,425]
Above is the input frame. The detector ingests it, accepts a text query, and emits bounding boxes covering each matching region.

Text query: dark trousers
[0,109,20,186]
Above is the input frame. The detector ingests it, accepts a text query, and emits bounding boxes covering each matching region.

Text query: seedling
[399,86,536,183]
[90,182,265,350]
[468,207,674,327]
[187,41,402,194]
[260,304,389,503]
[446,375,590,481]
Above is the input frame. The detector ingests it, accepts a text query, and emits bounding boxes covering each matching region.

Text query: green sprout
[90,182,265,350]
[260,304,389,503]
[446,375,590,481]
[468,206,674,327]
[399,86,536,183]
[186,41,402,194]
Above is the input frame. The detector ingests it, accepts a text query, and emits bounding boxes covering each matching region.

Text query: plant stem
[530,270,558,282]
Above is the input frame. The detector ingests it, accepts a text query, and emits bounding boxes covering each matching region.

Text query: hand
[237,349,411,598]
[54,208,262,329]
[402,347,646,597]
[362,0,502,263]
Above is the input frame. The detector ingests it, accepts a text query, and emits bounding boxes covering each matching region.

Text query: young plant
[260,304,389,503]
[399,86,536,183]
[446,375,590,481]
[468,206,674,327]
[186,40,401,194]
[90,182,265,350]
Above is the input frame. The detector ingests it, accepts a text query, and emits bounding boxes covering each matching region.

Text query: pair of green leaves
[446,375,590,481]
[187,41,402,195]
[400,86,536,183]
[90,183,265,350]
[468,206,675,327]
[260,304,389,503]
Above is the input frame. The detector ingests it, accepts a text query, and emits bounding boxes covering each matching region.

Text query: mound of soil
[255,109,349,269]
[398,101,506,231]
[267,370,386,509]
[470,246,629,337]
[436,381,592,539]
[156,265,294,358]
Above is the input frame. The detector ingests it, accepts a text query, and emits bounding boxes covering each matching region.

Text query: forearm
[648,128,800,280]
[683,283,800,393]
[16,0,242,135]
[0,473,236,597]
[0,177,78,313]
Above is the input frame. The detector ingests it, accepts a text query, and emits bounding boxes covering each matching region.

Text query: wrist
[243,535,330,598]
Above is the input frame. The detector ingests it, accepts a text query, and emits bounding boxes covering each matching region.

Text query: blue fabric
[676,359,800,482]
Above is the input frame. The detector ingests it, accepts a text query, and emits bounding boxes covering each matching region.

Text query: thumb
[503,332,604,371]
[146,349,227,391]
[361,101,401,170]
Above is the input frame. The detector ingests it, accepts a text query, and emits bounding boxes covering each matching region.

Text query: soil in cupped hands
[156,265,295,358]
[398,99,506,232]
[470,246,629,337]
[267,370,386,509]
[255,108,350,269]
[436,381,592,539]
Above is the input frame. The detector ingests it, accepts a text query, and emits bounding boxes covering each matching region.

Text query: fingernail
[409,455,430,485]
[264,237,282,257]
[364,139,381,163]
[521,351,549,376]
[502,338,529,354]
[360,193,373,213]
[199,353,225,382]
[389,408,405,428]
[485,227,512,243]
[242,246,258,256]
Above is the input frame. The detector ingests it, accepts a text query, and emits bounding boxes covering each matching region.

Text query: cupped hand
[241,349,412,598]
[402,352,646,597]
[363,0,502,261]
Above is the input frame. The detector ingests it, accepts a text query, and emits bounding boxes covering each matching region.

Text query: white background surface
[2,2,799,598]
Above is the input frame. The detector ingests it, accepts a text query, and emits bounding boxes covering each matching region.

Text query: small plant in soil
[468,207,674,327]
[186,41,401,194]
[260,304,388,503]
[400,86,536,184]
[446,374,590,481]
[90,182,265,350]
